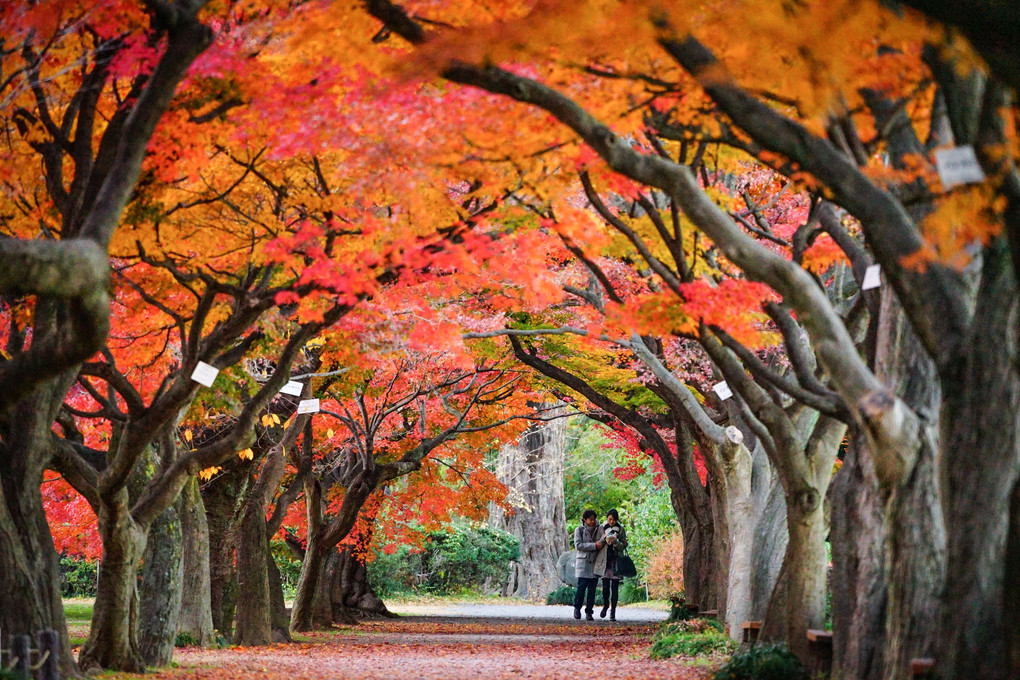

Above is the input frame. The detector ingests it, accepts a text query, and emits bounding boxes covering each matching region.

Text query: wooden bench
[806,629,833,675]
[699,609,719,619]
[741,620,761,643]
[910,658,936,677]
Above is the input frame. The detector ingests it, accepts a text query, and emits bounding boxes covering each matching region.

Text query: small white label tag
[190,361,219,387]
[861,264,882,291]
[712,381,733,400]
[280,380,304,396]
[935,146,986,189]
[296,398,320,414]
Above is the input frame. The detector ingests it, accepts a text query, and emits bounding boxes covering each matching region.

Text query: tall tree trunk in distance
[177,478,215,646]
[488,412,568,600]
[137,503,183,666]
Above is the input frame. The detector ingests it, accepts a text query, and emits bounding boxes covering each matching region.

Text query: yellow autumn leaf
[261,414,272,427]
[184,429,193,443]
[326,428,335,438]
[198,466,221,481]
[238,448,254,461]
[271,414,281,425]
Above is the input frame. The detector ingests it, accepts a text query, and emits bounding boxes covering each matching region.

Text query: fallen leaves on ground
[104,617,717,679]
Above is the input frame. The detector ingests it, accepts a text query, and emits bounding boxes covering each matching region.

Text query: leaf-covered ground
[104,613,716,679]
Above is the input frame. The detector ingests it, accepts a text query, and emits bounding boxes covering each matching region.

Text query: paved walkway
[389,601,669,624]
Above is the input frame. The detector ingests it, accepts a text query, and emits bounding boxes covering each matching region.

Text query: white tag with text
[935,146,986,189]
[297,398,320,414]
[190,361,219,387]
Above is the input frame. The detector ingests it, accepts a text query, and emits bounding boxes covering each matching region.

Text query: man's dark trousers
[573,577,599,615]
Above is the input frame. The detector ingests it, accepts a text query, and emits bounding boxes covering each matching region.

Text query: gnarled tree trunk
[489,414,568,600]
[328,546,394,622]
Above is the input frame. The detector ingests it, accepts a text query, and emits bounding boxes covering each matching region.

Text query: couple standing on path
[573,508,628,621]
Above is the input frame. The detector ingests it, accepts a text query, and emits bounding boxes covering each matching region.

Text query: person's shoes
[573,607,581,620]
[586,612,594,621]
[600,604,609,618]
[610,604,617,621]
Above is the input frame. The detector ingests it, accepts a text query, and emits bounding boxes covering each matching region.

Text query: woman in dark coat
[599,508,628,620]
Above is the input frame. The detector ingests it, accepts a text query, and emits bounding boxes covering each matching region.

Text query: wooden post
[37,629,60,680]
[12,634,31,680]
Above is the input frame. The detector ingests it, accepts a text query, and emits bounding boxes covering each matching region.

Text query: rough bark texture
[0,379,78,677]
[78,489,145,673]
[266,549,292,642]
[749,461,787,620]
[830,434,887,680]
[328,547,395,622]
[832,287,946,680]
[936,240,1020,680]
[234,500,273,646]
[488,416,569,600]
[137,503,184,666]
[203,465,250,637]
[176,478,215,646]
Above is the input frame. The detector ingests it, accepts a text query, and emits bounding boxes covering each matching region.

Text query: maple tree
[361,1,1020,677]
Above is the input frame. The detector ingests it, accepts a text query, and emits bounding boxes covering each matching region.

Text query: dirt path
[107,605,714,680]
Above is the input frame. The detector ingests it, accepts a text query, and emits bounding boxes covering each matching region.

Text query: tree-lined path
[107,605,698,680]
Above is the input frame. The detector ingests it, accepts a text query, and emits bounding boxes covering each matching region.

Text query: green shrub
[651,631,735,659]
[367,521,520,596]
[175,631,199,648]
[713,643,810,680]
[270,537,303,597]
[658,618,726,638]
[59,556,98,598]
[619,578,648,604]
[545,585,604,606]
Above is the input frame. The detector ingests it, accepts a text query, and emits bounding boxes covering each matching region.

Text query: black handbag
[614,551,638,578]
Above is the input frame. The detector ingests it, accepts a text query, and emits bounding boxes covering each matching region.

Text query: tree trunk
[267,547,292,642]
[0,372,80,677]
[1006,475,1020,677]
[177,478,215,646]
[137,503,183,666]
[202,465,250,637]
[234,444,290,646]
[0,445,77,677]
[763,485,828,661]
[936,240,1020,680]
[233,499,273,645]
[749,461,787,621]
[78,488,146,673]
[489,415,568,600]
[328,546,395,622]
[830,433,887,680]
[290,477,326,632]
[832,285,946,680]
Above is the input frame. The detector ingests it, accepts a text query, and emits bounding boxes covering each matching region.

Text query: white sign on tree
[297,398,320,414]
[280,380,304,396]
[934,146,986,189]
[190,361,219,387]
[712,381,733,400]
